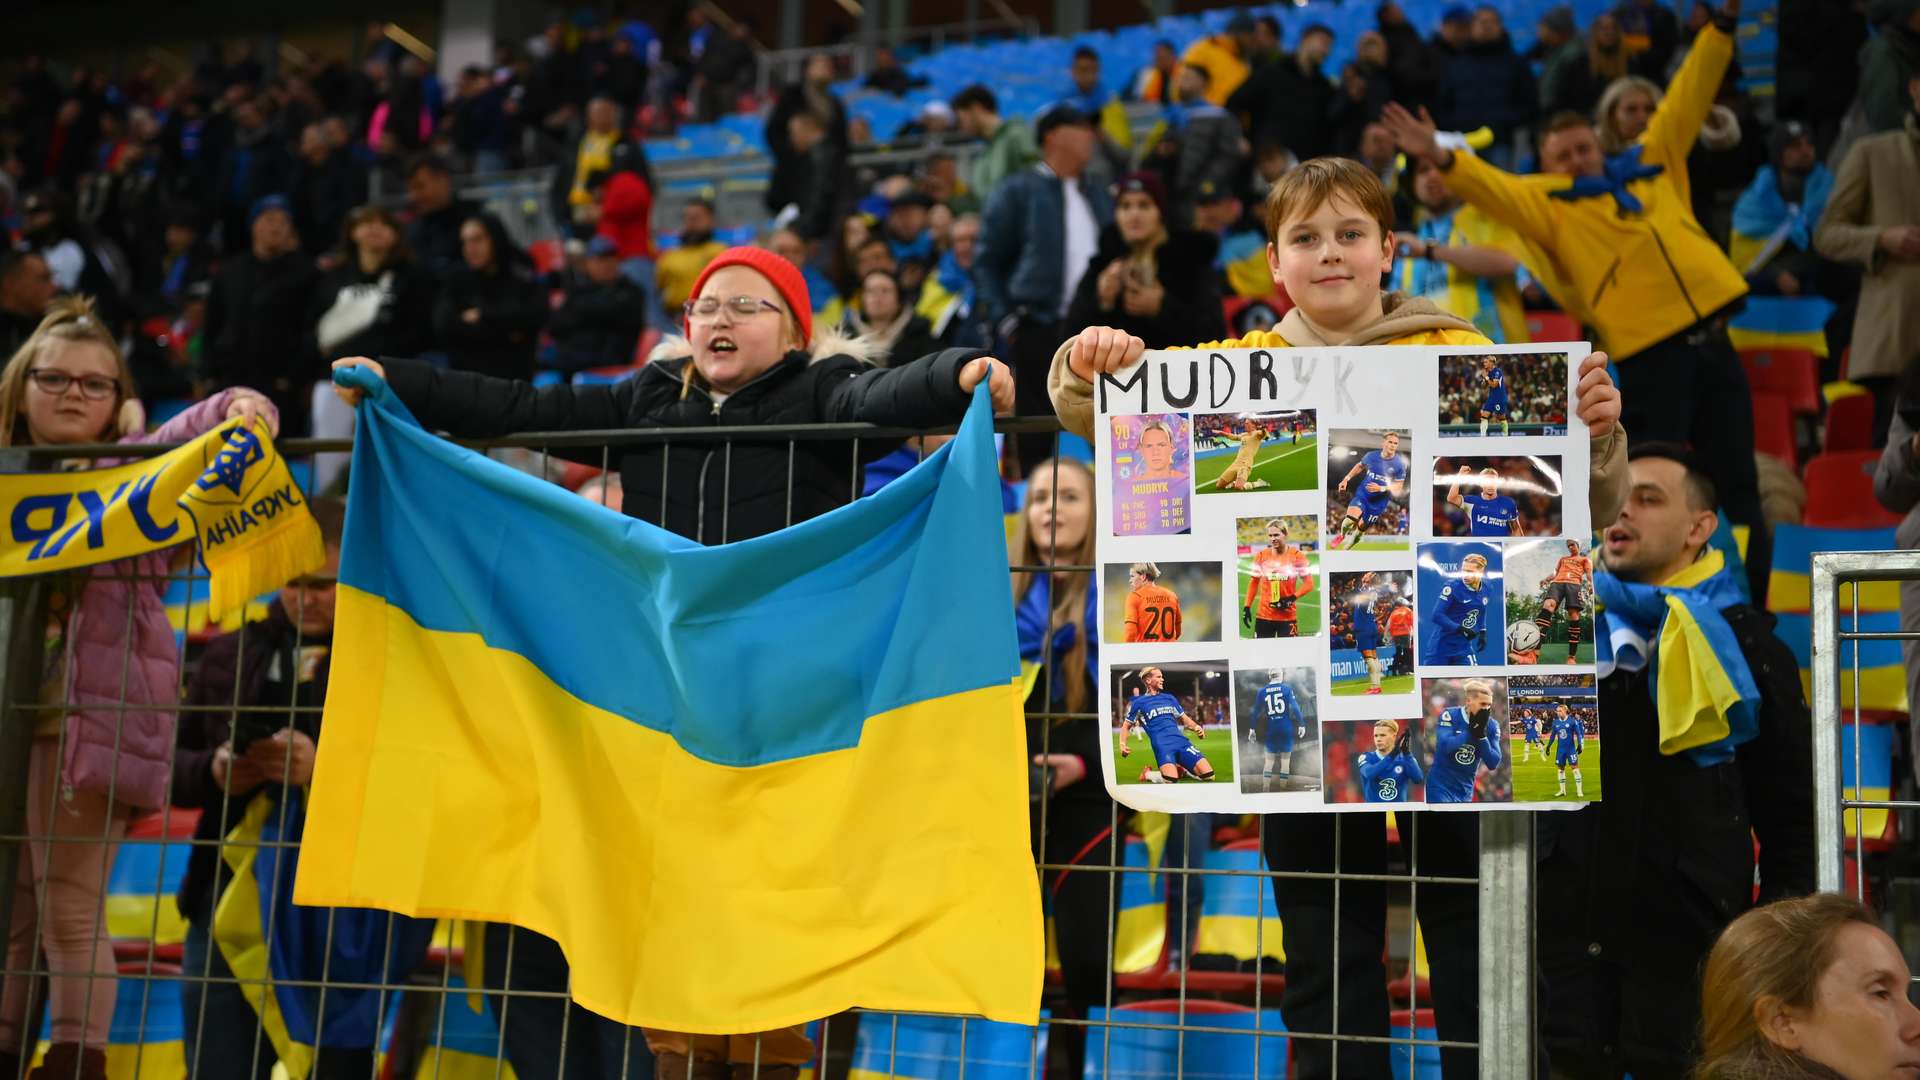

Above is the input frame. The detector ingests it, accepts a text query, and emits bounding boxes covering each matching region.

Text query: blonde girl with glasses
[0,296,276,1080]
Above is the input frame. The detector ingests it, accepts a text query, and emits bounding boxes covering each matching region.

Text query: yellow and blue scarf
[0,419,322,617]
[1595,548,1760,766]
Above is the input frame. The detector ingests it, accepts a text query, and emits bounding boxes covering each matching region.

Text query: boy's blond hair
[1261,157,1395,245]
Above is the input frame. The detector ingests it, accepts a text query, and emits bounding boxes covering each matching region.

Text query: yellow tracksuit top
[1439,23,1749,361]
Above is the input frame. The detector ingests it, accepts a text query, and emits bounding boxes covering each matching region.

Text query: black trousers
[1261,812,1480,1078]
[481,924,652,1080]
[1034,796,1121,1078]
[1614,325,1769,602]
[1008,314,1065,470]
[1255,618,1298,638]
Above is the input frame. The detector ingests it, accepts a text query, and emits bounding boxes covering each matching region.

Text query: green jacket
[969,119,1037,204]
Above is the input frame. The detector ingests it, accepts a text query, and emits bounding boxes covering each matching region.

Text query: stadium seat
[1767,523,1900,613]
[1740,348,1821,417]
[1083,1001,1286,1079]
[1523,311,1581,343]
[1389,1008,1443,1080]
[1803,452,1899,528]
[1750,390,1797,468]
[1772,610,1909,720]
[850,1013,1047,1080]
[1824,391,1877,452]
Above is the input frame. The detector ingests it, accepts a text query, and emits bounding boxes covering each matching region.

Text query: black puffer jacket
[382,345,983,544]
[549,277,650,373]
[432,264,548,380]
[1065,227,1227,348]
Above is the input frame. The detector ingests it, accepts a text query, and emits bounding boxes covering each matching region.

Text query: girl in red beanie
[331,249,1009,1078]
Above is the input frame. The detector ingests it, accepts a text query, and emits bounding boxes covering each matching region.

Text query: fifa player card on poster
[1092,343,1602,814]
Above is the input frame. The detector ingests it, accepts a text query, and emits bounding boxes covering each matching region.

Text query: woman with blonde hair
[1597,74,1665,154]
[0,297,275,1080]
[1008,455,1117,1078]
[1696,893,1920,1079]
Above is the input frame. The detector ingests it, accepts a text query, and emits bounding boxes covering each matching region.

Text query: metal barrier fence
[0,418,1534,1079]
[1811,550,1919,902]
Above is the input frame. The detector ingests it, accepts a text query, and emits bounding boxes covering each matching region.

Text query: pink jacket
[60,389,276,810]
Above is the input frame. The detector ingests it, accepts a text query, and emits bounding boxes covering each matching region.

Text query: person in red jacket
[588,143,666,334]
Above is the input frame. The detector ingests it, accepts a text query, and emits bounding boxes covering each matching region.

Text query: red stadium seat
[1751,391,1797,469]
[1524,311,1581,343]
[1803,452,1900,528]
[1825,393,1877,452]
[1740,349,1821,417]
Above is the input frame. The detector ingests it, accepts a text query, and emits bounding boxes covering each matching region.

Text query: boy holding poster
[1046,157,1629,1077]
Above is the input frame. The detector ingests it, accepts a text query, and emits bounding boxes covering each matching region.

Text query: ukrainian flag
[1772,610,1909,716]
[1767,524,1899,613]
[297,368,1041,1033]
[215,789,437,1079]
[1727,295,1834,358]
[1191,844,1285,965]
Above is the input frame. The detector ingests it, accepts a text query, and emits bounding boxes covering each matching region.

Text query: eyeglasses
[27,370,119,401]
[683,296,784,322]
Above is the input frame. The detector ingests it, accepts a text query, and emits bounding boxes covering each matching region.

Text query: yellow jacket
[1180,35,1249,106]
[1440,24,1748,361]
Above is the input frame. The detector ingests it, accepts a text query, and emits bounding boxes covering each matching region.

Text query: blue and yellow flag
[296,367,1041,1033]
[215,789,436,1079]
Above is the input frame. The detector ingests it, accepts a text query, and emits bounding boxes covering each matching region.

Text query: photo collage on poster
[1094,345,1601,813]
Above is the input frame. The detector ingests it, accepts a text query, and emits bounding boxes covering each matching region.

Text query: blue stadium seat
[1082,1001,1286,1079]
[850,1013,1048,1080]
[1389,1008,1443,1080]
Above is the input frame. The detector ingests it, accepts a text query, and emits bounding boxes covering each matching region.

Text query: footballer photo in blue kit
[1431,455,1563,539]
[1417,542,1505,667]
[1420,677,1513,805]
[1110,662,1235,785]
[1233,665,1321,795]
[1436,353,1570,437]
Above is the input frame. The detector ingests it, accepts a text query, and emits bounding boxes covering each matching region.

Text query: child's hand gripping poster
[1095,344,1601,812]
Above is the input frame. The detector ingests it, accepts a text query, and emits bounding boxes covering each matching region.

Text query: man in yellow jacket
[1379,0,1767,597]
[1046,156,1627,1077]
[1179,15,1255,106]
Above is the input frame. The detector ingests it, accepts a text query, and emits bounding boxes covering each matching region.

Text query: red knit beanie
[682,246,814,345]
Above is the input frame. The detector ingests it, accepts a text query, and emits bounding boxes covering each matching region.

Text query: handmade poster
[1094,344,1601,813]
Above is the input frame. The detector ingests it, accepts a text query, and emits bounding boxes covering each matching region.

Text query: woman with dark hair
[309,205,437,367]
[1066,172,1226,348]
[841,269,938,367]
[433,213,546,379]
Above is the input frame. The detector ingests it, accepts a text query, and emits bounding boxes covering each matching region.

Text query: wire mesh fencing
[0,420,1534,1080]
[1810,551,1920,933]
